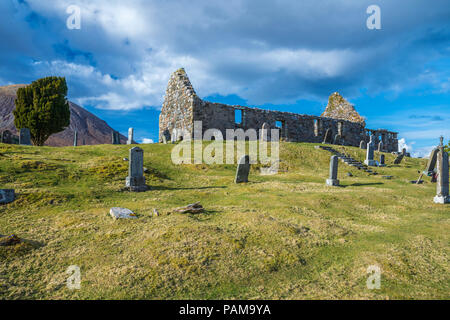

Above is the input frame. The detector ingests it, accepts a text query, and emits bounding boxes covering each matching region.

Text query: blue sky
[0,0,449,156]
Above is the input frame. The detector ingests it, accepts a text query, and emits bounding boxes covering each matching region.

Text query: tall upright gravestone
[112,131,120,145]
[379,154,385,167]
[360,140,366,149]
[235,155,250,183]
[126,147,147,192]
[73,131,78,147]
[19,128,31,146]
[434,137,449,204]
[127,127,134,145]
[326,155,339,186]
[364,142,376,166]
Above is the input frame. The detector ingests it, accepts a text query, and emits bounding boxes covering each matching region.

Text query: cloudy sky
[0,0,449,156]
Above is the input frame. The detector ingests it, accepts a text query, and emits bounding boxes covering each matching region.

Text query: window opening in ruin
[275,121,282,128]
[235,109,243,124]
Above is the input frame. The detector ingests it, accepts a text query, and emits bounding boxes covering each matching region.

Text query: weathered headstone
[125,147,147,192]
[0,189,15,205]
[112,131,120,145]
[393,153,404,165]
[434,137,449,204]
[260,122,269,142]
[110,207,137,220]
[19,128,31,146]
[235,155,250,183]
[369,134,375,146]
[425,148,439,173]
[364,142,376,166]
[127,127,134,145]
[326,155,340,186]
[322,129,332,144]
[402,148,407,156]
[1,130,12,144]
[379,154,385,167]
[162,135,167,144]
[360,140,366,149]
[73,131,78,147]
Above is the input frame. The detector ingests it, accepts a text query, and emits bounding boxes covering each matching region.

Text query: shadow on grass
[150,185,227,191]
[186,209,221,221]
[347,182,384,187]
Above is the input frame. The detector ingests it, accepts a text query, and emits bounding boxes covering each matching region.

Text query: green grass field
[0,142,448,299]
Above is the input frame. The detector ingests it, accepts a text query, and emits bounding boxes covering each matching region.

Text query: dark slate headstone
[322,129,332,144]
[326,155,339,186]
[235,155,250,183]
[0,189,15,205]
[425,148,439,173]
[112,131,120,145]
[125,147,147,192]
[393,153,404,165]
[1,130,13,144]
[19,128,31,146]
[379,154,386,167]
[360,140,366,149]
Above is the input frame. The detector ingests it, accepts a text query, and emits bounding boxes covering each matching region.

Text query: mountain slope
[0,84,126,146]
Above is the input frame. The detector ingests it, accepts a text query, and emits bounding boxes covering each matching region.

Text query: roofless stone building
[159,68,398,152]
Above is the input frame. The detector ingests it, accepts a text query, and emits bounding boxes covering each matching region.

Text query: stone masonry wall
[159,69,399,152]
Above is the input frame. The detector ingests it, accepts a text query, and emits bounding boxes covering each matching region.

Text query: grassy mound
[0,142,448,299]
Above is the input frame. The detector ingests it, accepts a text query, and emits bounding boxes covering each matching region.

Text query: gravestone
[434,137,449,204]
[235,155,250,183]
[326,155,339,186]
[379,154,386,167]
[260,122,269,142]
[0,189,15,205]
[127,127,134,145]
[1,130,12,144]
[369,134,375,146]
[378,142,383,152]
[110,207,137,220]
[364,142,376,166]
[73,131,78,147]
[402,148,407,155]
[112,131,120,145]
[360,140,366,149]
[393,154,404,165]
[162,135,167,144]
[425,148,439,173]
[19,128,31,146]
[322,129,332,144]
[125,147,147,192]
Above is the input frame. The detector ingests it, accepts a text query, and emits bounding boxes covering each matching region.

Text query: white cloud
[141,138,154,144]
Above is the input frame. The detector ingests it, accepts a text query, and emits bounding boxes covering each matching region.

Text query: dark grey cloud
[0,0,449,109]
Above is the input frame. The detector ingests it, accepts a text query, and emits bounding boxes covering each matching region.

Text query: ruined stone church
[159,68,398,152]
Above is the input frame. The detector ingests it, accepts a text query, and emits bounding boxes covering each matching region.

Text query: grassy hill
[0,142,448,299]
